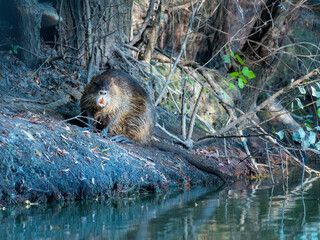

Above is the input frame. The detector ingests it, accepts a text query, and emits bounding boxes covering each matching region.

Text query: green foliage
[292,127,318,149]
[185,75,194,86]
[229,83,235,90]
[238,78,244,88]
[224,46,256,90]
[290,83,320,150]
[272,126,284,140]
[224,55,231,63]
[9,45,18,55]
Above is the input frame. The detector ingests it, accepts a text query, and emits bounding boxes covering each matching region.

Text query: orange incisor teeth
[99,98,104,104]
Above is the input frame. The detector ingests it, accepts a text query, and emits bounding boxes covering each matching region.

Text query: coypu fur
[80,69,228,182]
[80,69,154,143]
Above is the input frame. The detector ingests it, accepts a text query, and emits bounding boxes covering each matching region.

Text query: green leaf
[315,142,320,150]
[292,132,301,142]
[276,130,284,140]
[235,54,244,64]
[309,131,316,144]
[13,45,18,54]
[230,52,235,57]
[242,66,249,75]
[298,86,306,94]
[317,108,320,118]
[295,98,303,109]
[185,76,194,86]
[306,119,314,123]
[238,78,244,89]
[302,140,311,149]
[317,99,320,107]
[205,88,210,92]
[311,86,317,97]
[305,123,312,131]
[239,74,247,83]
[247,71,256,79]
[316,92,320,98]
[230,72,239,77]
[315,126,320,131]
[272,126,276,134]
[229,83,235,90]
[298,127,306,139]
[224,55,230,63]
[9,50,12,54]
[242,67,256,79]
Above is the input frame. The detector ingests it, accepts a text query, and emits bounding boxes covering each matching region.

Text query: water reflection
[1,175,320,240]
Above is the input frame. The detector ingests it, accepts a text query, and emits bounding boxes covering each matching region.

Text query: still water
[1,176,320,240]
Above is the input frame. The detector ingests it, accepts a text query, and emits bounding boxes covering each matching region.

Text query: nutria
[80,69,228,182]
[80,69,155,143]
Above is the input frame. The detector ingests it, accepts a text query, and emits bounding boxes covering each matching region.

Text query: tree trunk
[240,1,302,112]
[10,0,132,70]
[14,0,42,67]
[58,0,133,72]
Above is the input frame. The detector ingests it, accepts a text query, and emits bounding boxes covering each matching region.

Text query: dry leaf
[90,145,99,151]
[100,161,105,170]
[35,149,42,157]
[61,167,70,172]
[22,130,36,141]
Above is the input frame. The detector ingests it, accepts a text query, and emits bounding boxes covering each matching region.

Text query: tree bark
[14,0,42,67]
[57,0,133,71]
[240,1,302,112]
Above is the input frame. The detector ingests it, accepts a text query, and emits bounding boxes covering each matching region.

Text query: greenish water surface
[1,176,320,240]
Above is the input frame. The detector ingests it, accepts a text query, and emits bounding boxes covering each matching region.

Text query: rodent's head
[83,76,115,108]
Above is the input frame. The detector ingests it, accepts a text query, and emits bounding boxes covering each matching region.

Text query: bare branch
[213,67,320,137]
[130,0,156,46]
[155,0,200,106]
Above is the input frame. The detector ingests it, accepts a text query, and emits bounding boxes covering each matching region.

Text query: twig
[123,43,141,52]
[279,148,287,191]
[155,0,200,106]
[212,67,320,137]
[113,45,135,69]
[12,97,49,104]
[241,128,261,176]
[186,85,205,148]
[196,133,269,142]
[299,150,305,190]
[129,0,156,46]
[155,123,185,145]
[266,142,275,184]
[57,112,100,126]
[181,77,187,140]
